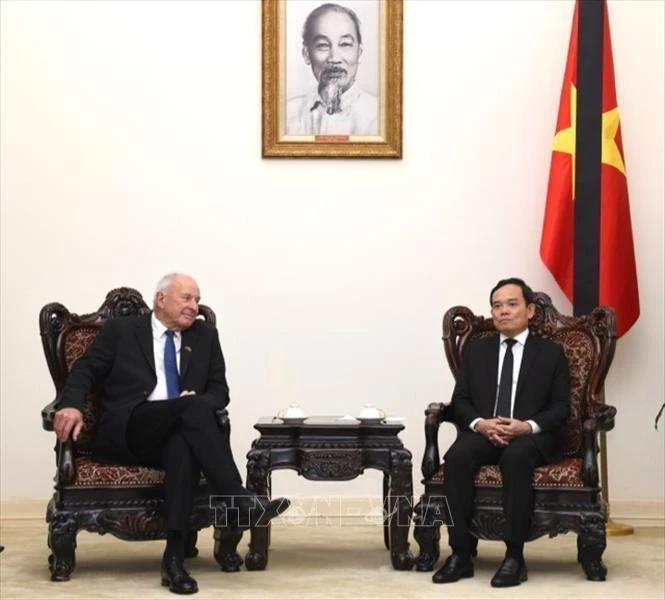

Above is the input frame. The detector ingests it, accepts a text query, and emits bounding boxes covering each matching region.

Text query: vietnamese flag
[540,0,639,336]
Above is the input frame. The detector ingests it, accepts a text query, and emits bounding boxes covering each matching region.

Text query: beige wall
[1,0,663,507]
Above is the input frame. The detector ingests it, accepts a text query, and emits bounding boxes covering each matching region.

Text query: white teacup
[278,403,305,419]
[359,404,385,419]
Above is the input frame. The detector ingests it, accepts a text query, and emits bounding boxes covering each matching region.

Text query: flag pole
[570,0,637,537]
[600,430,633,536]
[541,0,639,536]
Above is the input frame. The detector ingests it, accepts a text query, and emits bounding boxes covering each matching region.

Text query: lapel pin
[184,346,192,353]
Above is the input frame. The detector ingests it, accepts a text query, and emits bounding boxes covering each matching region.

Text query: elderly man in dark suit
[432,277,570,588]
[53,273,289,594]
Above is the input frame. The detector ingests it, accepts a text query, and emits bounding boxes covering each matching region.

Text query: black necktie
[164,330,180,399]
[495,339,517,418]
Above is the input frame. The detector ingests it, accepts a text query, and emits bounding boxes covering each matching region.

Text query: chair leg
[213,526,244,572]
[577,514,607,581]
[412,495,444,572]
[47,512,78,582]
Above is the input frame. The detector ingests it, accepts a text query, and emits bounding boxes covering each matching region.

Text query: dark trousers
[126,397,246,535]
[442,432,545,554]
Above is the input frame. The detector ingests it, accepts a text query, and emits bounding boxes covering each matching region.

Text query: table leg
[382,473,390,550]
[388,448,414,570]
[245,448,270,570]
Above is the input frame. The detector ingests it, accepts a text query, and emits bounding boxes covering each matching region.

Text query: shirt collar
[151,312,180,341]
[499,328,529,347]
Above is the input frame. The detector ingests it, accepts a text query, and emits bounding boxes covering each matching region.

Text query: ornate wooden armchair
[412,292,617,581]
[40,287,243,581]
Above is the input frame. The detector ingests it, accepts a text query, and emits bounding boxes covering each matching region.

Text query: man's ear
[527,303,536,320]
[358,44,363,63]
[302,45,311,66]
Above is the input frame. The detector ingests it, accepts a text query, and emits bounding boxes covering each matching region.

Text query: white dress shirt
[470,329,541,434]
[147,312,182,401]
[286,83,378,136]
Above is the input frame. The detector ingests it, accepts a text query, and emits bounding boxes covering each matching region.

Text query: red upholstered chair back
[442,292,616,458]
[40,287,216,455]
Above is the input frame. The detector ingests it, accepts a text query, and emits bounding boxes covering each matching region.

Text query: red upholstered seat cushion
[431,457,584,488]
[72,457,165,487]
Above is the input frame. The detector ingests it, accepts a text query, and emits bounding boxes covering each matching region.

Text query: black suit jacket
[449,333,570,463]
[58,313,230,463]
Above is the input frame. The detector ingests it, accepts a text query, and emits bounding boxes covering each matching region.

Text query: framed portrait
[262,0,403,158]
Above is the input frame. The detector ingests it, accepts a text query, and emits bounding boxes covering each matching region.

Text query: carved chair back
[413,293,618,579]
[39,287,244,583]
[442,292,616,458]
[40,287,215,455]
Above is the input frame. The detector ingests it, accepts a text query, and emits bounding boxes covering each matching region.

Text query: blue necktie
[164,330,180,399]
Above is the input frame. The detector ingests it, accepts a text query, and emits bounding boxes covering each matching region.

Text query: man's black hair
[489,277,535,306]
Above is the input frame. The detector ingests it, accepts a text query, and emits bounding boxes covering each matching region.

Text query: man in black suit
[432,278,570,588]
[54,273,289,594]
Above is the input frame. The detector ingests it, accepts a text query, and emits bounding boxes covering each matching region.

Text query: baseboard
[609,499,665,528]
[2,497,663,527]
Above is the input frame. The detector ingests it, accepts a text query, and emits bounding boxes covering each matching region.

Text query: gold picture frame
[262,0,403,158]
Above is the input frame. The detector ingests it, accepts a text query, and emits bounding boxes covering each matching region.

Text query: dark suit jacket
[449,333,570,463]
[58,313,230,463]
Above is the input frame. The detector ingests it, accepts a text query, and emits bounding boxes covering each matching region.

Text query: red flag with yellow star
[540,0,639,336]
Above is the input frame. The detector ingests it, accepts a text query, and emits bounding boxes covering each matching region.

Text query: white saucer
[357,417,385,424]
[337,415,360,423]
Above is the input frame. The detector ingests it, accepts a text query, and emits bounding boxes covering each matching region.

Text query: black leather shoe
[254,496,290,526]
[161,557,198,594]
[432,554,474,583]
[235,496,290,529]
[490,557,528,587]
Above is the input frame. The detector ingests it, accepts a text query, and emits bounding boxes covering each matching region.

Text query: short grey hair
[153,273,179,308]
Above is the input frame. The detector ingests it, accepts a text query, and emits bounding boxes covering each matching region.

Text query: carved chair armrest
[56,439,77,485]
[588,404,617,432]
[421,402,448,480]
[580,405,616,487]
[42,397,59,431]
[215,408,231,437]
[42,394,79,484]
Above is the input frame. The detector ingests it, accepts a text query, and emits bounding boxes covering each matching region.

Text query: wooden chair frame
[40,287,242,581]
[412,292,617,581]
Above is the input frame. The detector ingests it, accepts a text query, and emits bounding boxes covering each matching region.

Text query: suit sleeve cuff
[527,419,541,434]
[470,418,481,432]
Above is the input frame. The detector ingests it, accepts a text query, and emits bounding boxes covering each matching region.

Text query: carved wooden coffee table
[237,417,414,571]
